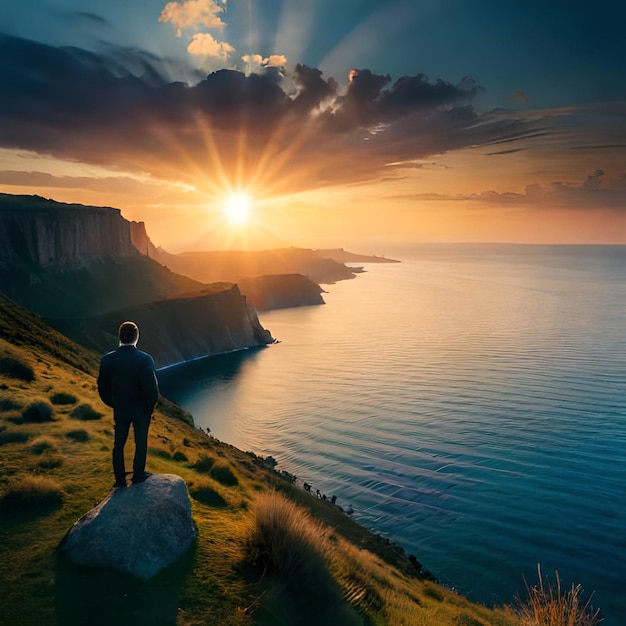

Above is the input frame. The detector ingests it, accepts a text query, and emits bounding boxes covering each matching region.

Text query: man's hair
[118,321,139,345]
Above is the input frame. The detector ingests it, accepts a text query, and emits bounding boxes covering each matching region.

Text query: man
[97,321,159,488]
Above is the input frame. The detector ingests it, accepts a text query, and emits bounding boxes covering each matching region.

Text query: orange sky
[1,2,625,251]
[1,106,624,252]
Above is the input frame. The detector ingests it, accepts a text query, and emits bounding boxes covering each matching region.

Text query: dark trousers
[113,411,151,482]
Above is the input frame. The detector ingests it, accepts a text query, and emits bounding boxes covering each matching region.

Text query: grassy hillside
[0,293,525,625]
[1,256,206,318]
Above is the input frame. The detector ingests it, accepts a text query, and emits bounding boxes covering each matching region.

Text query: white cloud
[187,33,234,59]
[242,53,288,73]
[241,54,263,65]
[159,0,226,37]
[265,54,287,67]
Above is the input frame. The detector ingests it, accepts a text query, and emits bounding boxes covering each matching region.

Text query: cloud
[188,33,234,59]
[159,0,226,37]
[0,170,158,195]
[2,34,621,199]
[415,169,626,211]
[242,53,288,73]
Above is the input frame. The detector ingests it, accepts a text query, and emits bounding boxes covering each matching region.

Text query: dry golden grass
[30,436,57,454]
[246,491,331,590]
[0,474,64,512]
[0,351,35,382]
[515,565,603,626]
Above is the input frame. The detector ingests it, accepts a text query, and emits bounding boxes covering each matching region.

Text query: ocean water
[159,244,626,624]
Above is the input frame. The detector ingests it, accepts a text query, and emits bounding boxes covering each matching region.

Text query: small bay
[159,244,626,624]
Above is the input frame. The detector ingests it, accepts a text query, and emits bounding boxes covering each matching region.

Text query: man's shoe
[131,472,153,485]
[113,480,127,489]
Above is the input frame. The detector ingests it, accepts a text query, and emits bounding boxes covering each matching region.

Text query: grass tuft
[245,491,333,594]
[30,438,57,455]
[515,564,603,626]
[210,461,239,486]
[70,403,103,421]
[0,475,64,512]
[190,484,228,508]
[0,354,35,382]
[0,397,22,411]
[36,454,64,469]
[20,400,55,423]
[193,454,216,474]
[50,392,78,405]
[0,430,30,445]
[65,429,90,442]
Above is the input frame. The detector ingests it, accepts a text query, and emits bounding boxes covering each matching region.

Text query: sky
[0,0,625,251]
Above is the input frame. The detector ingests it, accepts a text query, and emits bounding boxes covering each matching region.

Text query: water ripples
[160,246,626,624]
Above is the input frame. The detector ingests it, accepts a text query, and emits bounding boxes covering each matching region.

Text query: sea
[159,244,626,624]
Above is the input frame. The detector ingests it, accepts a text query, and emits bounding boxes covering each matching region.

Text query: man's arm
[140,355,159,411]
[97,356,114,408]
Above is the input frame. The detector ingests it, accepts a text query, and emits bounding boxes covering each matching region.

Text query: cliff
[0,193,273,359]
[129,220,161,259]
[54,284,274,369]
[237,274,325,311]
[153,247,359,285]
[0,194,139,269]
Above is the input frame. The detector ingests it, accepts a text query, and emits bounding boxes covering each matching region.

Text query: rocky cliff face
[237,274,325,311]
[0,194,139,269]
[0,193,274,362]
[129,220,160,258]
[56,284,274,369]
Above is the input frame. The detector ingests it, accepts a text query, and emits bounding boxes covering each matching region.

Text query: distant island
[315,248,401,264]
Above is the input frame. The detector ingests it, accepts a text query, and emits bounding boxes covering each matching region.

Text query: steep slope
[54,284,274,369]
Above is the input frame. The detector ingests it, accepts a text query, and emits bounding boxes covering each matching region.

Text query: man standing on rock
[97,321,159,488]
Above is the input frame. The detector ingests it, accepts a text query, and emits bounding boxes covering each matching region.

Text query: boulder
[59,474,196,580]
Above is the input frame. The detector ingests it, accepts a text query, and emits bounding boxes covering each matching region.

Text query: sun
[222,192,252,224]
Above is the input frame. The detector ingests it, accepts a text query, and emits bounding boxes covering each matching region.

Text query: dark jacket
[97,345,159,418]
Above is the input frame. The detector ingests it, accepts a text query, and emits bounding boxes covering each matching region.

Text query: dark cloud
[71,12,111,28]
[291,63,337,114]
[0,170,156,195]
[0,33,499,193]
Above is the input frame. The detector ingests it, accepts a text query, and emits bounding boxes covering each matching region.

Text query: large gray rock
[59,474,196,580]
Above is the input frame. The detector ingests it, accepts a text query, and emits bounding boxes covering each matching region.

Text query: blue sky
[0,0,625,249]
[4,0,624,109]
